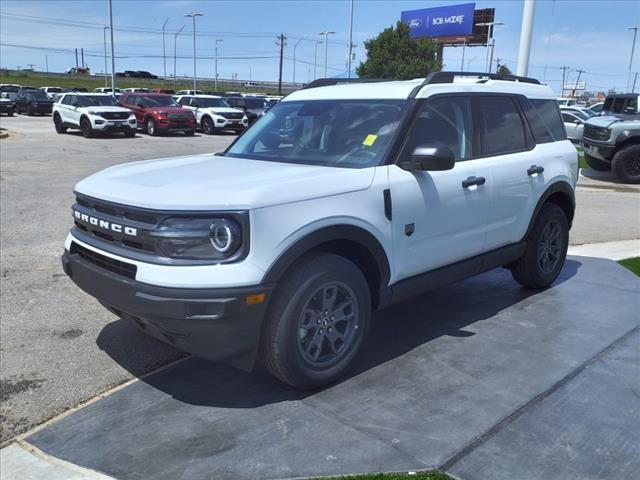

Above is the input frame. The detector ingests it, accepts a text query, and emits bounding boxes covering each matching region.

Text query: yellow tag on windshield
[363,134,378,146]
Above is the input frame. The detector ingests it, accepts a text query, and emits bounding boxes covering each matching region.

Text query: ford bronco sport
[62,72,577,389]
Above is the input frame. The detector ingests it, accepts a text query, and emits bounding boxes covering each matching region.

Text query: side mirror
[192,103,199,108]
[72,102,80,107]
[573,118,582,124]
[400,144,455,172]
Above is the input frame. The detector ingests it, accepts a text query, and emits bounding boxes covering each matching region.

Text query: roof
[286,73,555,102]
[175,94,222,99]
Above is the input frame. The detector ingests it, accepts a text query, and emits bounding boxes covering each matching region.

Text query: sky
[0,0,638,95]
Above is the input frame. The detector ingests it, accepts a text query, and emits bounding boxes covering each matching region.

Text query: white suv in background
[53,93,137,138]
[62,72,577,389]
[175,95,248,134]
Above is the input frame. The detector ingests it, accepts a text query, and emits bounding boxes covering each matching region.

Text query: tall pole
[173,25,184,91]
[318,31,336,78]
[277,34,285,95]
[456,37,466,70]
[75,48,78,69]
[632,72,638,93]
[488,38,496,74]
[184,12,203,93]
[516,0,536,76]
[214,38,223,91]
[162,19,168,79]
[560,65,569,97]
[627,27,638,92]
[108,0,115,93]
[571,69,584,98]
[81,48,84,68]
[314,40,323,80]
[477,22,503,73]
[45,54,48,73]
[103,26,108,87]
[293,39,302,85]
[347,0,354,78]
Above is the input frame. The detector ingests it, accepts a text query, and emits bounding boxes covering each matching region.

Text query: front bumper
[0,103,15,113]
[159,118,196,131]
[216,118,248,130]
[62,248,273,367]
[93,118,137,132]
[582,138,616,162]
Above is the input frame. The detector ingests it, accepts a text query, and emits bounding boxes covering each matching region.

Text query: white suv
[53,93,137,138]
[175,95,248,134]
[62,72,578,389]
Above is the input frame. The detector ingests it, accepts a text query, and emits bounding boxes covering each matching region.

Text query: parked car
[588,102,604,114]
[561,109,588,143]
[40,86,64,99]
[557,97,578,107]
[61,72,577,389]
[0,84,21,101]
[0,97,15,116]
[120,93,196,136]
[121,88,151,93]
[93,87,121,94]
[151,88,175,94]
[175,95,247,134]
[52,93,137,138]
[15,89,54,115]
[224,96,270,124]
[69,87,89,92]
[560,105,596,118]
[582,93,640,183]
[135,71,158,79]
[175,89,203,96]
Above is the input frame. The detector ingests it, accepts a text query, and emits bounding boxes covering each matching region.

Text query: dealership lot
[1,114,639,476]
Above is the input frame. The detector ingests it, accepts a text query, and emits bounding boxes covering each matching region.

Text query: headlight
[149,217,242,260]
[88,110,97,115]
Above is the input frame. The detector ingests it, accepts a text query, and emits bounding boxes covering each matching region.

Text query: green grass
[619,257,640,277]
[311,473,452,480]
[576,145,588,169]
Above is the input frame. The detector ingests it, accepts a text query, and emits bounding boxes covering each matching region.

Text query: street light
[103,26,109,87]
[173,25,185,91]
[162,19,169,79]
[313,40,323,80]
[292,38,302,85]
[184,12,203,93]
[455,37,467,71]
[318,31,336,78]
[476,21,504,73]
[214,38,223,92]
[108,0,116,94]
[627,26,638,92]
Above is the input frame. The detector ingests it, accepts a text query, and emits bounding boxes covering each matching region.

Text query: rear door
[122,95,143,123]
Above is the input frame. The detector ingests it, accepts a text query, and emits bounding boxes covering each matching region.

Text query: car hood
[588,115,640,127]
[74,155,375,210]
[145,106,188,114]
[86,106,132,113]
[201,107,244,115]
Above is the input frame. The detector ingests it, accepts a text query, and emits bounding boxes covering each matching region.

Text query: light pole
[467,55,479,72]
[162,18,169,79]
[292,39,302,85]
[627,26,638,92]
[476,21,504,73]
[103,26,109,87]
[184,12,203,93]
[214,38,223,92]
[318,31,335,78]
[456,37,467,71]
[313,40,323,80]
[108,0,116,94]
[173,25,185,91]
[347,0,354,78]
[516,0,535,76]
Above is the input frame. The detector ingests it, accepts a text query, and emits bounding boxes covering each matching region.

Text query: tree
[357,21,441,80]
[497,64,512,75]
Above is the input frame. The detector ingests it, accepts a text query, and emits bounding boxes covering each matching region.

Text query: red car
[120,93,195,136]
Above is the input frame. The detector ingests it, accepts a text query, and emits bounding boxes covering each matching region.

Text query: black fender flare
[262,225,391,290]
[523,181,575,239]
[615,130,640,148]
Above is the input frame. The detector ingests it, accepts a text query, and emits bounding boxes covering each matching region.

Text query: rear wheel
[611,144,640,184]
[511,203,569,289]
[7,108,14,117]
[584,153,610,171]
[146,118,157,136]
[53,114,66,133]
[27,105,34,116]
[80,118,93,138]
[201,116,215,135]
[261,254,371,389]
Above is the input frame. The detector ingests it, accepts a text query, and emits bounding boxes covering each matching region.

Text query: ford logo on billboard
[408,18,423,29]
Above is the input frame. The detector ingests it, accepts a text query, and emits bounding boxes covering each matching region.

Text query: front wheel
[612,144,640,184]
[260,254,371,389]
[81,118,94,138]
[201,116,215,135]
[7,109,14,117]
[184,128,195,136]
[146,118,157,136]
[124,128,136,138]
[511,203,569,289]
[54,114,66,133]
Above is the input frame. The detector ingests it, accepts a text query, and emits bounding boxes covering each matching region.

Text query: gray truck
[582,93,640,184]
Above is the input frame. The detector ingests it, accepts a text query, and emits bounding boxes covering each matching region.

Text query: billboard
[401,3,476,39]
[564,81,586,91]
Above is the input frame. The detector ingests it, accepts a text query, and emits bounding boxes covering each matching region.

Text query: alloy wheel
[537,220,562,274]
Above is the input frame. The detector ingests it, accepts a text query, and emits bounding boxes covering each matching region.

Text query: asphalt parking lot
[1,113,639,453]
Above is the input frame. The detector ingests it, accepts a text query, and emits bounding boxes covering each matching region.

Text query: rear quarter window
[519,98,566,143]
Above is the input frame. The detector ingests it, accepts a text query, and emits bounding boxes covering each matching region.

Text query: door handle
[527,165,544,176]
[462,176,486,188]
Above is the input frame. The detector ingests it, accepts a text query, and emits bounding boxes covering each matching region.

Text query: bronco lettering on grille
[74,210,138,236]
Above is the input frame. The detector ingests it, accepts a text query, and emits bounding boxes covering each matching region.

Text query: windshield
[571,110,590,120]
[77,95,117,107]
[0,85,20,93]
[46,87,62,93]
[226,100,407,168]
[28,91,49,100]
[195,97,230,108]
[143,95,179,107]
[245,98,268,109]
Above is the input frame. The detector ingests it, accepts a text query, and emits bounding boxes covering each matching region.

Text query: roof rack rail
[408,71,541,98]
[302,78,395,90]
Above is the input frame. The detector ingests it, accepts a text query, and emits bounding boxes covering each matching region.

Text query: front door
[388,95,492,282]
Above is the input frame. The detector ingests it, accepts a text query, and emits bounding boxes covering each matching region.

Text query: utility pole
[516,0,535,76]
[293,38,302,85]
[477,21,504,73]
[184,12,204,93]
[81,48,85,68]
[495,58,500,73]
[108,0,116,93]
[162,19,169,79]
[103,26,109,87]
[560,65,569,97]
[347,0,354,78]
[318,31,336,78]
[173,25,185,91]
[276,34,286,95]
[75,48,78,68]
[45,55,48,73]
[214,38,223,91]
[456,37,467,70]
[313,40,323,80]
[632,72,638,93]
[571,69,584,97]
[627,27,638,92]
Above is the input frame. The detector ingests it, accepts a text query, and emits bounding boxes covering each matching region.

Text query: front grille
[220,112,243,120]
[583,124,610,141]
[70,242,137,279]
[101,111,130,120]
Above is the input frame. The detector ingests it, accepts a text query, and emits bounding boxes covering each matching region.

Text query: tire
[53,114,66,133]
[184,128,195,136]
[146,118,157,136]
[7,109,14,117]
[611,144,640,184]
[201,116,215,135]
[80,118,94,138]
[584,153,610,171]
[124,128,136,138]
[260,253,371,389]
[28,105,34,116]
[511,203,569,289]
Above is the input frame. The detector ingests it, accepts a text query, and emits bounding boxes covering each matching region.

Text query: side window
[177,97,190,106]
[519,98,566,143]
[402,96,473,162]
[561,112,574,123]
[473,96,528,156]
